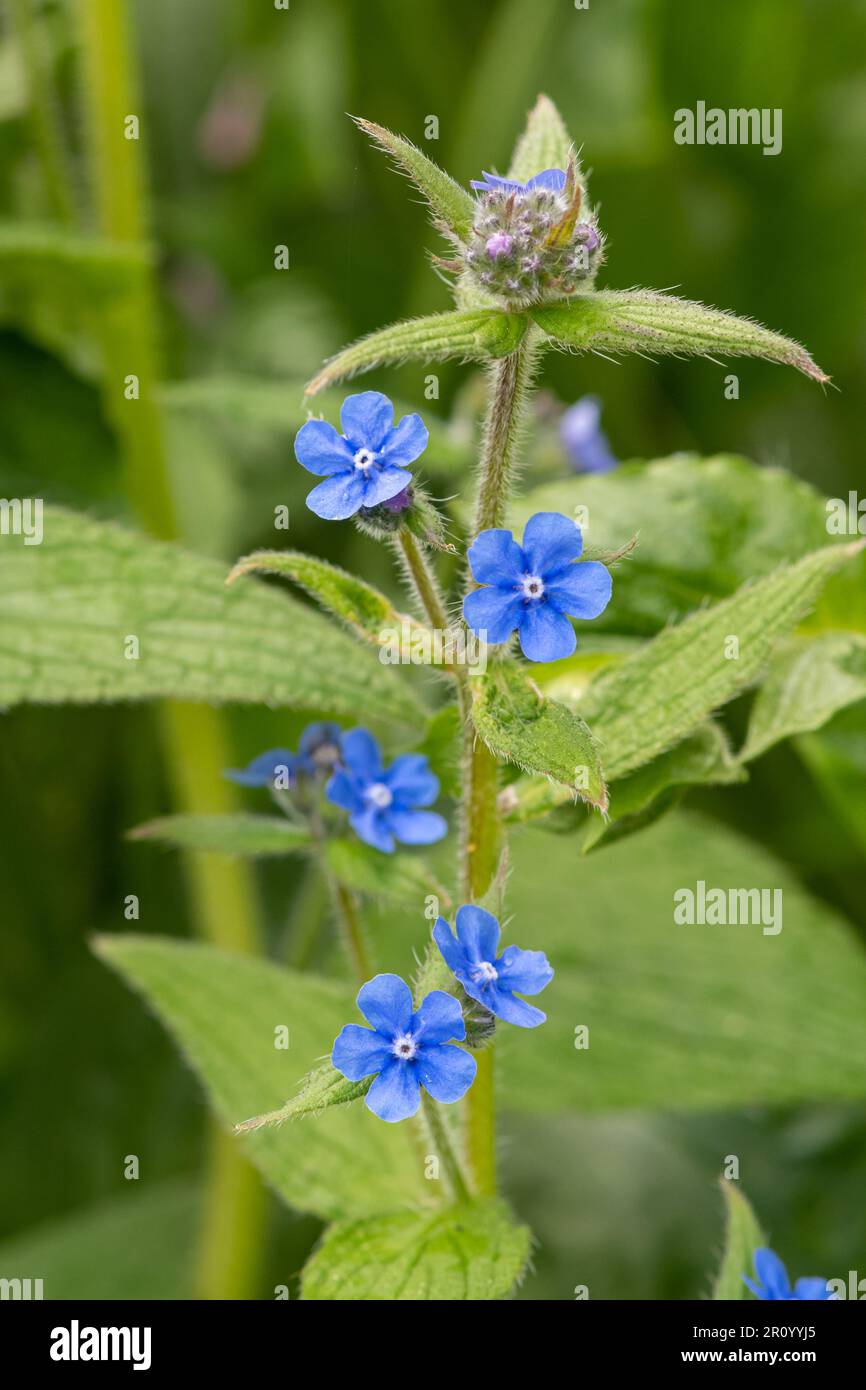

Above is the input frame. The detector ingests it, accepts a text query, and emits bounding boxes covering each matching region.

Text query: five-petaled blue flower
[326,728,447,854]
[295,390,428,520]
[743,1248,833,1301]
[332,974,477,1122]
[471,168,566,196]
[560,396,618,474]
[434,905,554,1028]
[463,511,612,663]
[225,721,342,788]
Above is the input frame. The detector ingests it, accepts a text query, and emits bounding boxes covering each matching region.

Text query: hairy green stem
[420,1091,472,1203]
[397,526,452,636]
[330,877,373,984]
[75,0,265,1300]
[473,341,538,533]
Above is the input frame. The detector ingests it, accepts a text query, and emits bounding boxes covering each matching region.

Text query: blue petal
[294,419,354,477]
[463,587,523,645]
[360,464,413,508]
[433,917,471,978]
[365,1058,421,1122]
[545,561,612,620]
[379,413,429,466]
[387,808,448,846]
[793,1277,832,1300]
[349,805,394,853]
[467,528,525,585]
[385,753,439,807]
[356,973,413,1035]
[340,728,384,781]
[496,944,554,996]
[753,1248,791,1299]
[455,904,501,963]
[224,748,297,787]
[412,989,465,1045]
[416,1043,476,1104]
[305,472,366,520]
[517,603,576,662]
[340,391,394,450]
[297,721,342,772]
[470,170,525,194]
[331,1024,391,1081]
[485,985,547,1028]
[525,168,567,192]
[742,1275,767,1299]
[560,397,618,474]
[521,511,583,574]
[325,768,363,814]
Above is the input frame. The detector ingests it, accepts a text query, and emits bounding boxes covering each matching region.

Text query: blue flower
[433,905,554,1028]
[332,974,477,1122]
[224,748,300,789]
[295,721,342,776]
[463,511,612,663]
[743,1249,833,1301]
[295,390,428,520]
[471,168,566,196]
[326,728,447,854]
[560,396,618,474]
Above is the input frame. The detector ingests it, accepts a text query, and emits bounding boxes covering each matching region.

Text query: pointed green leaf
[227,548,430,651]
[352,117,475,240]
[532,291,829,383]
[580,542,864,781]
[741,632,866,763]
[301,1198,531,1301]
[94,935,425,1220]
[507,93,574,184]
[0,508,422,725]
[305,309,527,396]
[714,1184,766,1301]
[234,1062,371,1133]
[325,837,450,909]
[471,664,608,812]
[129,814,311,857]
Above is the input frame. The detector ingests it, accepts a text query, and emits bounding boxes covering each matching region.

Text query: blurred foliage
[1,0,865,1299]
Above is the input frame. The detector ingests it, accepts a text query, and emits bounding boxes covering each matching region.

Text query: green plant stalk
[8,0,77,224]
[397,525,453,635]
[420,1091,472,1203]
[75,0,264,1300]
[330,877,374,984]
[461,339,537,1197]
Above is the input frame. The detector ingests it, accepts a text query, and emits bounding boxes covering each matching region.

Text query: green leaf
[301,1198,531,1301]
[234,1061,371,1132]
[580,541,863,780]
[129,814,311,857]
[0,507,422,724]
[713,1184,766,1301]
[507,93,575,185]
[741,632,866,762]
[94,935,426,1220]
[352,117,476,241]
[325,836,450,909]
[513,455,835,636]
[532,290,829,383]
[471,664,608,812]
[226,548,430,651]
[305,309,527,396]
[798,704,866,856]
[498,812,866,1111]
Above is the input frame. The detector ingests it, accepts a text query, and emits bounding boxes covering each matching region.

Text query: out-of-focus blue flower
[296,721,342,776]
[224,748,300,789]
[295,391,428,520]
[743,1249,833,1301]
[471,168,566,196]
[559,396,618,473]
[433,905,553,1028]
[463,511,612,663]
[332,973,476,1122]
[326,729,447,854]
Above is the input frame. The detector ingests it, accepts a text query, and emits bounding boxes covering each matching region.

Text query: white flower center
[353,447,377,472]
[392,1032,417,1061]
[521,573,545,600]
[472,960,498,984]
[366,781,393,810]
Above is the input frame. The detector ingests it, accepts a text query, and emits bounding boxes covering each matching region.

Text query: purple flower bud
[574,223,600,252]
[485,232,514,260]
[380,486,413,514]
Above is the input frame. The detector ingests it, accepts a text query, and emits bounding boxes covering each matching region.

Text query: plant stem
[330,877,373,984]
[9,0,77,224]
[420,1092,472,1204]
[473,342,538,533]
[75,0,264,1300]
[396,526,452,635]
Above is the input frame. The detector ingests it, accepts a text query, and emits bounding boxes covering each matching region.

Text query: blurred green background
[1,0,865,1299]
